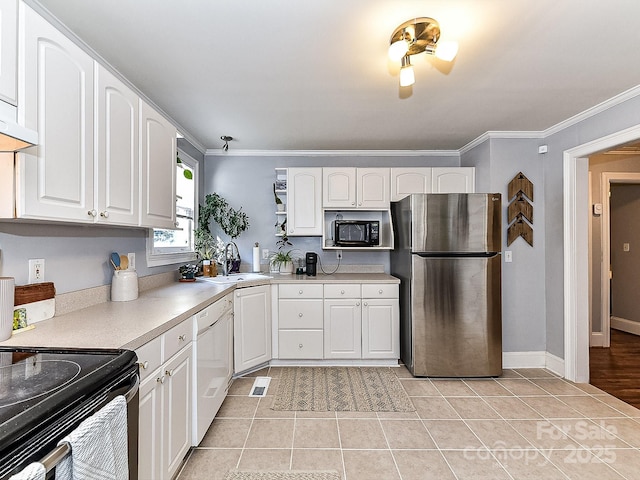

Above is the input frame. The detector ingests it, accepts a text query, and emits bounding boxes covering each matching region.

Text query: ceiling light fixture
[388,17,459,86]
[220,135,233,151]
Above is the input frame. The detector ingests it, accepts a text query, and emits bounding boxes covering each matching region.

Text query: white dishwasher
[192,293,233,445]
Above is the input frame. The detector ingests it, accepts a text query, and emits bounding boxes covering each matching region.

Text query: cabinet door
[0,0,17,105]
[357,168,390,208]
[391,168,432,201]
[432,167,475,193]
[323,299,361,359]
[234,285,272,373]
[17,4,94,221]
[362,299,399,359]
[288,167,322,236]
[138,369,164,480]
[96,65,139,225]
[323,167,356,208]
[140,100,176,229]
[164,345,192,479]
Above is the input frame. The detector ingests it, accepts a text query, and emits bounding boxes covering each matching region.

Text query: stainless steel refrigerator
[390,193,502,377]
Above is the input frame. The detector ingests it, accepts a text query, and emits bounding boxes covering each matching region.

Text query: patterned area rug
[223,471,341,480]
[271,367,415,412]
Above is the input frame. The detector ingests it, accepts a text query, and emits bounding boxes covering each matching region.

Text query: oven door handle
[38,372,139,473]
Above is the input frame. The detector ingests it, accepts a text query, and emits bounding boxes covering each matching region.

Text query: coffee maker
[305,252,318,276]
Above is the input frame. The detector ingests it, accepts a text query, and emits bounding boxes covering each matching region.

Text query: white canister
[0,277,15,341]
[111,270,139,302]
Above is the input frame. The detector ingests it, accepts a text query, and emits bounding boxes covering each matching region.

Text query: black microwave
[334,220,380,247]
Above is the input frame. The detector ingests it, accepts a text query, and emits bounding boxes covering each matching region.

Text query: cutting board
[14,282,56,325]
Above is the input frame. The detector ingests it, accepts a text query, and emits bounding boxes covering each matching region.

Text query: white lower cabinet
[276,282,399,361]
[234,285,272,374]
[278,284,324,359]
[136,319,193,480]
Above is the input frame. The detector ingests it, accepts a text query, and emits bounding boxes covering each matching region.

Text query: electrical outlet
[29,258,45,283]
[504,251,512,263]
[127,252,136,270]
[336,250,343,260]
[262,249,269,260]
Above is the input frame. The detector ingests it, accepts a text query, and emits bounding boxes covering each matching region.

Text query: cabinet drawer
[362,283,399,299]
[278,330,323,359]
[163,318,193,361]
[324,284,361,298]
[279,299,323,329]
[135,336,162,382]
[279,283,323,299]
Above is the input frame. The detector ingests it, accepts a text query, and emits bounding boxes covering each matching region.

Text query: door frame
[598,172,640,348]
[564,124,640,382]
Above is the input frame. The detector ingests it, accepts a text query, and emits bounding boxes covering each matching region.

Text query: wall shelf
[321,209,394,250]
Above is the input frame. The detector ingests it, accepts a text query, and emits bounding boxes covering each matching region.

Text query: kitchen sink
[199,273,272,285]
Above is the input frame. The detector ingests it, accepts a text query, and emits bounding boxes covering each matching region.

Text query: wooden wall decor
[507,172,534,246]
[507,214,533,246]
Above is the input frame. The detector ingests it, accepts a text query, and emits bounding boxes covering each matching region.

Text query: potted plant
[270,233,299,274]
[194,229,217,276]
[197,193,250,273]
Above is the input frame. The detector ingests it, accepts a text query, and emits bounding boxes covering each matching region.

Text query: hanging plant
[177,153,193,180]
[198,193,249,239]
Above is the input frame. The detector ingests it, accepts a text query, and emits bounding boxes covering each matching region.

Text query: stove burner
[0,356,81,408]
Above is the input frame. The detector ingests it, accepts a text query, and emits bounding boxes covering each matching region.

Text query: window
[146,149,198,267]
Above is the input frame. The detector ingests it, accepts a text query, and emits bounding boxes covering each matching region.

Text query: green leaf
[183,169,193,180]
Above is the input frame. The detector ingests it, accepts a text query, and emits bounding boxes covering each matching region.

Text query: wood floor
[590,328,640,409]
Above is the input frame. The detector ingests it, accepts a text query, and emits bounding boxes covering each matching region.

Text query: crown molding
[205,149,460,157]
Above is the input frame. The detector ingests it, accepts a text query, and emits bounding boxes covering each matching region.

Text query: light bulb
[388,40,409,61]
[434,40,459,62]
[399,56,415,87]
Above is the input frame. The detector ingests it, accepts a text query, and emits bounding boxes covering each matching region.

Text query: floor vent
[248,376,271,397]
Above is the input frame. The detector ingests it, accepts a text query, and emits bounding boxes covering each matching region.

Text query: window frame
[146,149,199,267]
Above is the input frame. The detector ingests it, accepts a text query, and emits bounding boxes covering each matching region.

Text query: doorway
[564,124,640,383]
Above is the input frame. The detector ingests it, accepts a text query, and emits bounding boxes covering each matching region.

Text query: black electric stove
[0,346,138,479]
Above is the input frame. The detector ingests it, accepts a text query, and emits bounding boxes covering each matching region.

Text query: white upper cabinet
[140,100,176,229]
[432,167,475,193]
[323,167,390,209]
[17,3,95,222]
[323,167,356,208]
[0,0,17,105]
[287,167,322,236]
[95,64,139,225]
[391,167,432,201]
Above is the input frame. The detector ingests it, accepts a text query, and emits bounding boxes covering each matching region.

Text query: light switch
[504,251,513,263]
[623,243,630,252]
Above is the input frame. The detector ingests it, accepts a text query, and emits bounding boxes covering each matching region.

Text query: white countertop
[0,273,398,351]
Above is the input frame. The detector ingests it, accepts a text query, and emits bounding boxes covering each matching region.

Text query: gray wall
[610,183,640,322]
[203,154,459,273]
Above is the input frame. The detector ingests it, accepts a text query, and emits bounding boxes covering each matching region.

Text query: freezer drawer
[410,254,502,377]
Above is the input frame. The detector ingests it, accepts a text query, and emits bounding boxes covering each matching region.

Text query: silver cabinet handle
[88,209,97,217]
[157,376,165,384]
[178,334,186,341]
[364,302,368,306]
[298,344,303,349]
[356,302,360,306]
[379,289,383,294]
[165,369,174,377]
[340,290,345,294]
[138,361,149,370]
[298,290,303,295]
[351,202,355,205]
[298,313,303,317]
[100,211,109,218]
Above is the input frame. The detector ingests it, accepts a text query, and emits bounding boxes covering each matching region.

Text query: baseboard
[503,351,546,369]
[611,316,640,336]
[590,331,605,347]
[502,351,565,377]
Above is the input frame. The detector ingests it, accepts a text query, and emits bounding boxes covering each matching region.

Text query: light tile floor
[176,366,640,480]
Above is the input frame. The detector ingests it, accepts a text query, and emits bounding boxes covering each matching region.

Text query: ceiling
[33,0,640,153]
